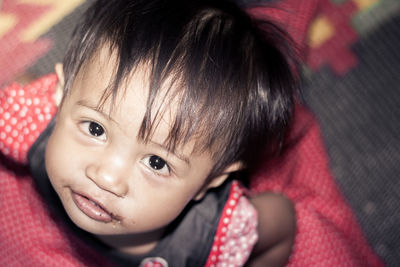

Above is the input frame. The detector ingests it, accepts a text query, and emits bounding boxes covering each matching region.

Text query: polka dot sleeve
[205,181,258,267]
[0,74,58,164]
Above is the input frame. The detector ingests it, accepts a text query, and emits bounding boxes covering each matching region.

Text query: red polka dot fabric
[205,181,258,267]
[0,74,57,164]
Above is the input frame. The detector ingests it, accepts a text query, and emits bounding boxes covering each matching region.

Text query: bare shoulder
[246,193,296,267]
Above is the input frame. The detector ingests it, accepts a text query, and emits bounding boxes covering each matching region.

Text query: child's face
[45,49,235,251]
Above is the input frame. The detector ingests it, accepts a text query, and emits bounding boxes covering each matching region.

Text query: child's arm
[247,193,295,267]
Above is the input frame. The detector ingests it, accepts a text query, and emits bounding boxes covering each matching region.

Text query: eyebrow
[148,140,191,166]
[76,100,118,124]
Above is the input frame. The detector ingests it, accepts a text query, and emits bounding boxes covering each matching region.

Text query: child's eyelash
[79,120,107,141]
[142,155,172,177]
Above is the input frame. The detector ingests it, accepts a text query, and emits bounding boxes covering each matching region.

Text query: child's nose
[85,155,129,197]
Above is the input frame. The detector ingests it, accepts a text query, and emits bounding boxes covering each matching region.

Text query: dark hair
[63,0,299,178]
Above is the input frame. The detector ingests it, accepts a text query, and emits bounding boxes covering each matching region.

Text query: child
[0,0,297,265]
[0,0,382,266]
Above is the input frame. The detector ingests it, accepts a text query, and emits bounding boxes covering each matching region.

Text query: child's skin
[45,44,295,266]
[46,47,242,254]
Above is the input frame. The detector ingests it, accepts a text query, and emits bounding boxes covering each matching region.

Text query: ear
[54,63,65,107]
[193,161,243,201]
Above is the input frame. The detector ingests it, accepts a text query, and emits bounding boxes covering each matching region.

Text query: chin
[69,212,119,235]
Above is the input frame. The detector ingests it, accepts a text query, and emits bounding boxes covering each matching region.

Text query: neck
[95,228,165,255]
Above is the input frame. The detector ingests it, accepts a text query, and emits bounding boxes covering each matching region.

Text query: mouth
[71,190,120,223]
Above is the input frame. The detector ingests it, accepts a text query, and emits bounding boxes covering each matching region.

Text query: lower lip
[71,191,112,223]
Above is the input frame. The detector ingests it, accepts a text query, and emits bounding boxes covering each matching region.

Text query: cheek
[45,130,64,183]
[130,182,195,223]
[45,126,79,186]
[137,192,191,228]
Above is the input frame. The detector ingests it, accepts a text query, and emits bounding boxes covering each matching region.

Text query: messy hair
[63,0,299,178]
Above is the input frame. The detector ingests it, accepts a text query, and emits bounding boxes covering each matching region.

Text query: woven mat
[1,0,399,265]
[301,2,400,265]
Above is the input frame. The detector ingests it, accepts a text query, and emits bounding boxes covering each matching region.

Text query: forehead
[70,47,165,125]
[66,46,210,156]
[71,46,147,101]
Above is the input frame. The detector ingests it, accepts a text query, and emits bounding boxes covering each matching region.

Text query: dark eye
[80,121,107,141]
[88,122,104,137]
[142,155,170,176]
[149,155,166,170]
